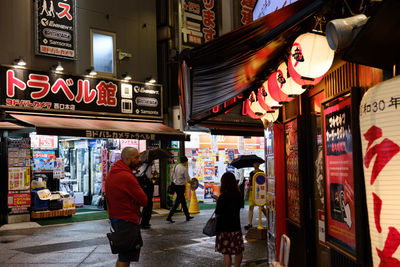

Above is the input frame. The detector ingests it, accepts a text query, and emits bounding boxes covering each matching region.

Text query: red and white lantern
[267,70,293,104]
[277,62,306,97]
[359,76,400,267]
[257,83,281,110]
[246,91,266,119]
[261,108,279,123]
[289,32,334,85]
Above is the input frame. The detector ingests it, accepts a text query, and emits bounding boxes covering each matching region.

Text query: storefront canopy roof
[0,121,26,130]
[10,114,188,141]
[182,0,326,124]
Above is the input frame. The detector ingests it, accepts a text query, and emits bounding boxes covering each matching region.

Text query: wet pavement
[0,206,269,266]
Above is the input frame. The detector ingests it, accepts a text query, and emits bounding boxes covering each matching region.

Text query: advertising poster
[204,161,215,176]
[33,150,56,172]
[204,182,214,203]
[53,158,64,179]
[324,97,356,251]
[285,119,301,225]
[8,167,30,191]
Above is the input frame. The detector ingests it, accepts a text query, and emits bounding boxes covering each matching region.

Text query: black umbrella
[140,148,172,163]
[230,155,265,169]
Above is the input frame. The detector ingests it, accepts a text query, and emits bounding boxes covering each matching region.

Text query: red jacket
[105,160,147,224]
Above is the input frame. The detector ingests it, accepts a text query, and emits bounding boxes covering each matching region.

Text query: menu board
[285,119,301,225]
[324,97,356,252]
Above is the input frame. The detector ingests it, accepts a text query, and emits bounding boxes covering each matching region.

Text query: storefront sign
[285,119,301,225]
[30,134,58,149]
[359,76,400,266]
[324,97,356,252]
[253,0,298,21]
[181,0,218,47]
[0,66,162,119]
[7,193,31,206]
[253,172,267,206]
[35,0,76,59]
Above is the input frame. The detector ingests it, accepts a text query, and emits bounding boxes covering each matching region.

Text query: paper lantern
[288,56,324,86]
[267,70,293,104]
[261,108,279,123]
[246,92,266,119]
[359,76,400,267]
[277,62,306,97]
[289,32,334,83]
[257,83,281,111]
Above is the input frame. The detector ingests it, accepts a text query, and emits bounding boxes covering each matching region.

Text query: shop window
[90,29,116,76]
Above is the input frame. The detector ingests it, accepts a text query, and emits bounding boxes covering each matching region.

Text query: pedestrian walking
[105,147,148,267]
[244,162,267,230]
[215,172,244,267]
[139,160,154,229]
[166,156,194,223]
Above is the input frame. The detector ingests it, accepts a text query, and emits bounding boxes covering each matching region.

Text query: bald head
[121,147,141,170]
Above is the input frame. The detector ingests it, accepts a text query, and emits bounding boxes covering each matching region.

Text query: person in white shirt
[166,156,194,223]
[139,161,154,229]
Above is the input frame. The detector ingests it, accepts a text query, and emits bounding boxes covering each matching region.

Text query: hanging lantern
[288,32,334,85]
[257,83,281,111]
[277,62,306,97]
[246,92,266,119]
[288,56,324,86]
[261,108,279,123]
[267,70,293,104]
[359,76,400,267]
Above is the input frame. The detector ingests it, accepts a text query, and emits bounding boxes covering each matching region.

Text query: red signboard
[324,97,356,251]
[8,193,31,206]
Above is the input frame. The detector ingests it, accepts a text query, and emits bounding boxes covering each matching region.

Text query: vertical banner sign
[253,172,267,206]
[324,97,356,252]
[101,148,108,194]
[359,76,400,267]
[35,0,76,59]
[285,119,301,225]
[240,0,256,25]
[181,0,218,47]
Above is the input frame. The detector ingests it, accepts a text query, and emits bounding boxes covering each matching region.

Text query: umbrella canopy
[140,148,172,163]
[230,155,265,169]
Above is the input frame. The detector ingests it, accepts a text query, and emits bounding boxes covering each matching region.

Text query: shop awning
[181,0,326,124]
[0,121,26,130]
[10,114,188,141]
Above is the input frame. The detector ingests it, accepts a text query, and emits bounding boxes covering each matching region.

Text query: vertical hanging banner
[324,97,356,253]
[181,0,218,47]
[359,76,400,267]
[35,0,76,59]
[285,119,301,225]
[240,0,256,25]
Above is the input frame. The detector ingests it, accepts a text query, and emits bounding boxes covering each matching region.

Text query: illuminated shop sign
[252,0,298,21]
[35,0,76,59]
[0,66,162,119]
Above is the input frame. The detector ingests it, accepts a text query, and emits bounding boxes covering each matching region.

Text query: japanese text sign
[0,66,162,119]
[181,0,218,47]
[240,0,256,25]
[35,0,76,59]
[324,97,356,253]
[360,76,400,267]
[252,0,299,21]
[253,172,267,206]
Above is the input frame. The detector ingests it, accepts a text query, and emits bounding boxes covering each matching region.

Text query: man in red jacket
[105,147,147,267]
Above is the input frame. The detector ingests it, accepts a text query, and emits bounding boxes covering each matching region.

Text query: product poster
[8,167,30,191]
[32,150,56,172]
[324,97,356,251]
[204,182,214,203]
[285,119,301,225]
[204,161,215,176]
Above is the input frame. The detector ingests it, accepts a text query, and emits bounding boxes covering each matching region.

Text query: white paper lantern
[289,32,334,80]
[261,108,279,123]
[359,76,400,267]
[257,82,281,110]
[277,62,306,96]
[247,91,266,119]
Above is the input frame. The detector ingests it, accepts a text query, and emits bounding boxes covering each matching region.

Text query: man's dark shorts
[111,220,142,262]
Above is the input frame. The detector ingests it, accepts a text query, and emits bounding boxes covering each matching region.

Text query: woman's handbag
[202,211,216,237]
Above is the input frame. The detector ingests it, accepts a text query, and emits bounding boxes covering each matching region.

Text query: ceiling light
[13,57,26,66]
[86,67,97,76]
[52,62,64,71]
[122,73,132,81]
[145,76,156,84]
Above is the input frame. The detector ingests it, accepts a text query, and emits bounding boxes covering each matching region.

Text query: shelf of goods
[31,208,76,219]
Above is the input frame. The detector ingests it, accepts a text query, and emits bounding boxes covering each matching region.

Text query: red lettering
[373,192,382,233]
[27,74,50,99]
[57,3,72,20]
[6,70,26,97]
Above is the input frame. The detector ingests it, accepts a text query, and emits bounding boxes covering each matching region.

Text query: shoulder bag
[167,165,177,194]
[202,211,216,237]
